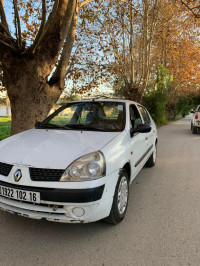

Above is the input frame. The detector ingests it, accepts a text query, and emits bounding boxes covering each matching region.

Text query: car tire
[104,169,129,225]
[192,125,197,134]
[146,145,157,167]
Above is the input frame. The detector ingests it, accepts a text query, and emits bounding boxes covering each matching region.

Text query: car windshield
[40,101,125,132]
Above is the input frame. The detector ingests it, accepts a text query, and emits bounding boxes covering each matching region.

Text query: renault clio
[0,100,158,224]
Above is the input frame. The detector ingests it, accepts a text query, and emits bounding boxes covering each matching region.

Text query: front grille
[0,162,13,176]
[29,167,65,181]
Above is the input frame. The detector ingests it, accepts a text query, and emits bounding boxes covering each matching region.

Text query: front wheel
[146,145,157,167]
[104,169,129,225]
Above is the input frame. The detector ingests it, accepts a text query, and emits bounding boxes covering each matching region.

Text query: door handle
[145,137,148,141]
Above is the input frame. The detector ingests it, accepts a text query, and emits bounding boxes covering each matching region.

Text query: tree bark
[5,91,9,116]
[3,56,62,135]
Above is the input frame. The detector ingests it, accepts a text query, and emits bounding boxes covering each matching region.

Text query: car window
[129,105,143,129]
[42,102,125,132]
[138,106,151,125]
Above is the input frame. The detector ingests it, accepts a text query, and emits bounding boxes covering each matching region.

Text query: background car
[0,100,158,224]
[191,105,200,134]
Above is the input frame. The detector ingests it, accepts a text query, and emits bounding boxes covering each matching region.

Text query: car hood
[0,129,120,169]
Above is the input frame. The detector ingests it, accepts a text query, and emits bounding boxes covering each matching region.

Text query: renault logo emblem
[14,169,22,182]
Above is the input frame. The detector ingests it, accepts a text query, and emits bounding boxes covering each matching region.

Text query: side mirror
[35,121,42,128]
[130,124,151,137]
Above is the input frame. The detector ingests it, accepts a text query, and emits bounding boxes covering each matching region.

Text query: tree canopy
[0,0,199,134]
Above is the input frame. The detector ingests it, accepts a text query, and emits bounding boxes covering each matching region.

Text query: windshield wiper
[67,124,111,132]
[36,123,70,130]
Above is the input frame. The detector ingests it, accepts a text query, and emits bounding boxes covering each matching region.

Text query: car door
[129,104,148,181]
[137,105,154,151]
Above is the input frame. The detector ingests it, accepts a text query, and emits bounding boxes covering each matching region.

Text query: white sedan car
[0,100,158,224]
[191,105,200,134]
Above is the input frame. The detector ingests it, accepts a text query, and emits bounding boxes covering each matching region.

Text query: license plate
[0,185,40,203]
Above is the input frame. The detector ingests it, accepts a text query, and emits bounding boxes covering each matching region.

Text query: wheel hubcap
[117,176,128,215]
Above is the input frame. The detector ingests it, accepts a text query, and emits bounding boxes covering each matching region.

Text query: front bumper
[0,180,105,203]
[0,171,119,223]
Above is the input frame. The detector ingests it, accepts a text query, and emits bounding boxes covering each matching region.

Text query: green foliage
[191,93,200,107]
[67,95,80,102]
[175,97,193,115]
[0,117,11,141]
[174,92,200,117]
[58,95,80,105]
[143,65,173,125]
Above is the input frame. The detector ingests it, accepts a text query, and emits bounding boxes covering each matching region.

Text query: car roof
[70,99,139,105]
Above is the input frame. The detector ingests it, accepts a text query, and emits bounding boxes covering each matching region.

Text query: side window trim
[137,105,151,125]
[143,107,151,125]
[129,104,143,129]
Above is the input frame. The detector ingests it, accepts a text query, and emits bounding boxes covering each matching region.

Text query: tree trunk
[8,87,61,136]
[5,91,9,116]
[4,57,62,135]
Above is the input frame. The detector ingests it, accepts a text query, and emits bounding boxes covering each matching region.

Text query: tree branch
[0,32,13,41]
[180,0,200,18]
[13,0,22,47]
[128,0,143,19]
[79,0,92,9]
[0,0,10,32]
[0,22,12,37]
[39,0,59,42]
[28,0,47,53]
[0,39,18,52]
[191,5,200,10]
[60,0,77,44]
[50,10,77,88]
[37,0,76,58]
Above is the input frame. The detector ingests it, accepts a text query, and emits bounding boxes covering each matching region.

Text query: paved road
[0,116,200,266]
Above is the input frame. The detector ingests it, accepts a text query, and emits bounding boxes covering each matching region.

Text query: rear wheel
[104,169,129,225]
[146,145,157,167]
[192,125,197,134]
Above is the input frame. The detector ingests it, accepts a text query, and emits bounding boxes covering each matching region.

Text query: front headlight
[60,151,106,182]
